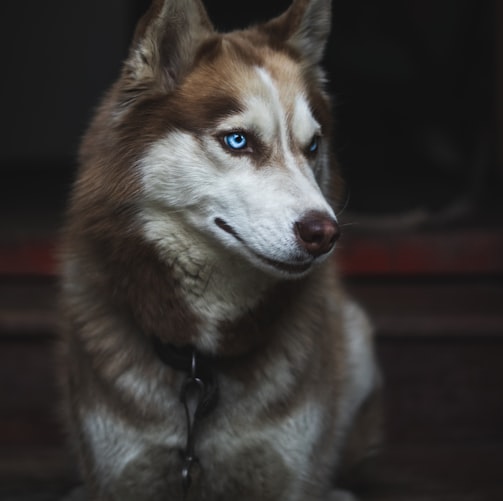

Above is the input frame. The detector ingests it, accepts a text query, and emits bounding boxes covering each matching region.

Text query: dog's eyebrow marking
[217,95,275,141]
[292,95,321,146]
[254,67,292,157]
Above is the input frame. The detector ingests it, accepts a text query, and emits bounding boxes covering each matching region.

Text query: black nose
[294,211,340,257]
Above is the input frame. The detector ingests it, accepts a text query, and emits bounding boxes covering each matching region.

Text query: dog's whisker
[336,188,352,217]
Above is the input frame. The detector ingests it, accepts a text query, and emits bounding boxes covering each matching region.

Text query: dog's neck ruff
[152,338,219,497]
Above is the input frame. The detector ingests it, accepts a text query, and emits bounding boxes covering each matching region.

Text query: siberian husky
[60,0,382,499]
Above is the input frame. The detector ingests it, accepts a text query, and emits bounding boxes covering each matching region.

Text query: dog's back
[60,1,381,499]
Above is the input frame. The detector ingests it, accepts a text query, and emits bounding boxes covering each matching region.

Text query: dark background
[1,1,502,500]
[1,0,500,223]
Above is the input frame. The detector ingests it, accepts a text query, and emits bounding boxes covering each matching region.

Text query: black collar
[152,337,219,414]
[153,337,210,373]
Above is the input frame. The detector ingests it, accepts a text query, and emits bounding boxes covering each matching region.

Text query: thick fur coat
[59,1,382,499]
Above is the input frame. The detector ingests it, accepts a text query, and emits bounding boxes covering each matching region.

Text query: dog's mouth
[257,254,312,274]
[214,217,312,275]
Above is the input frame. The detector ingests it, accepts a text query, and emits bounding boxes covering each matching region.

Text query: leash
[152,339,219,499]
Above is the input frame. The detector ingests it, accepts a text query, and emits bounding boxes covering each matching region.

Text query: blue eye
[308,136,319,153]
[224,133,248,151]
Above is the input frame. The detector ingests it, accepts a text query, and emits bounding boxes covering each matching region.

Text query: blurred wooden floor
[1,229,502,500]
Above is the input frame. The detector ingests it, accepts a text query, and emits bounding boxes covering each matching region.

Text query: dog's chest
[170,393,326,499]
[85,368,328,499]
[203,393,324,466]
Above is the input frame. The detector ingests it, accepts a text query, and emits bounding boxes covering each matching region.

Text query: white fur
[138,64,338,343]
[82,410,146,482]
[115,367,179,411]
[199,398,324,499]
[255,67,292,153]
[343,301,377,403]
[82,405,185,486]
[269,400,324,477]
[292,94,321,147]
[139,66,335,286]
[335,299,379,441]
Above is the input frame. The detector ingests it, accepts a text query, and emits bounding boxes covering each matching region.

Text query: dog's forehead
[206,46,319,142]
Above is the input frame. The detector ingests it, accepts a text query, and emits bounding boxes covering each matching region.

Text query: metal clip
[180,351,205,497]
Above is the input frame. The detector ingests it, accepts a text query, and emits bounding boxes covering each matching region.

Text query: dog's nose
[294,211,340,257]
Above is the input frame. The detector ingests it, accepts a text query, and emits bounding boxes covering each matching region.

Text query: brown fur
[59,1,381,500]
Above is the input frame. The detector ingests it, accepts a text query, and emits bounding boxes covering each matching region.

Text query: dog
[59,1,382,499]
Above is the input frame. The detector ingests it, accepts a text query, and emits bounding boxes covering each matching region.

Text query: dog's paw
[326,489,358,501]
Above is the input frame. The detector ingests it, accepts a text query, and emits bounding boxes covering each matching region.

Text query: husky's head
[81,0,342,280]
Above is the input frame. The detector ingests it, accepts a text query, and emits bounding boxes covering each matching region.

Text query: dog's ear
[262,0,332,66]
[122,0,214,94]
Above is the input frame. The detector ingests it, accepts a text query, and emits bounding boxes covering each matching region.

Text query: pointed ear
[262,0,332,65]
[123,0,214,94]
